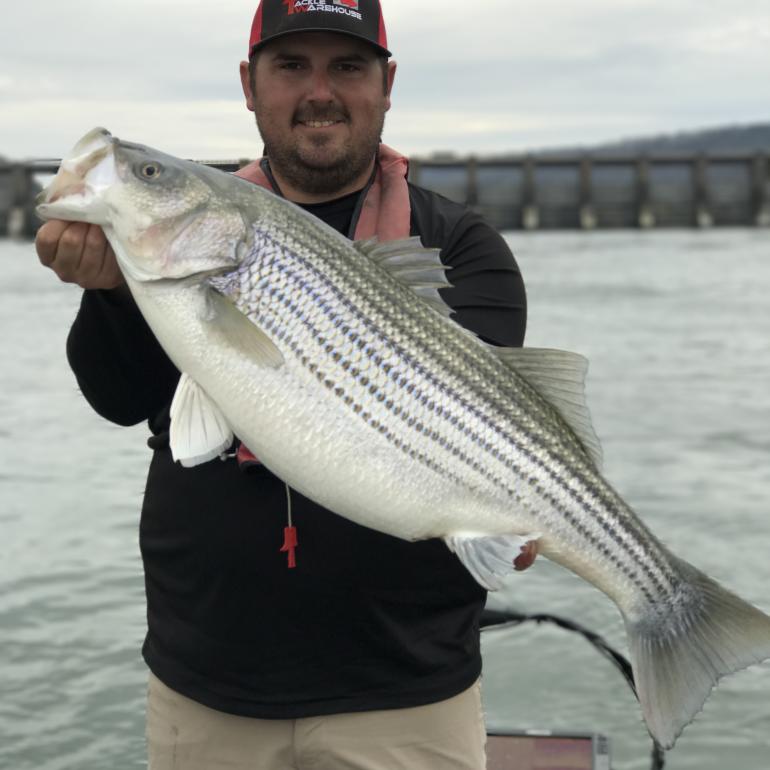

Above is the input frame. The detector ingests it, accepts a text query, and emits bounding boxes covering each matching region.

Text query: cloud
[0,99,261,160]
[1,0,769,159]
[386,105,663,155]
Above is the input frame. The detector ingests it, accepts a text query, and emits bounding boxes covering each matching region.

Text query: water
[1,230,769,769]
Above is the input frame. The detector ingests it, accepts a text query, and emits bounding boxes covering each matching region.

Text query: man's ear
[239,60,256,112]
[384,60,397,112]
[385,60,397,112]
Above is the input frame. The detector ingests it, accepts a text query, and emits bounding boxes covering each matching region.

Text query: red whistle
[280,526,298,568]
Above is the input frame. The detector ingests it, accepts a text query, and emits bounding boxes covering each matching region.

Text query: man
[36,2,532,768]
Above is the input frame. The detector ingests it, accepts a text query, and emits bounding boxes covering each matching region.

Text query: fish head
[37,128,248,282]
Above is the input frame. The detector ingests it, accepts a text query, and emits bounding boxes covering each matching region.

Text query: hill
[545,122,770,157]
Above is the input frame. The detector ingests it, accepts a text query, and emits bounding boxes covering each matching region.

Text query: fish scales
[38,128,770,750]
[234,219,673,603]
[235,224,556,494]
[275,216,680,597]
[224,208,678,605]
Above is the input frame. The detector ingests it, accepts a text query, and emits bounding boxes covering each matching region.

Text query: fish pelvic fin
[445,533,541,590]
[626,557,770,750]
[169,373,234,467]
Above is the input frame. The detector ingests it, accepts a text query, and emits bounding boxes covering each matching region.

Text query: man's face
[240,32,396,198]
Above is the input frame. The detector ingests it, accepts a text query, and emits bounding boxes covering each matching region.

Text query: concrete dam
[408,152,770,231]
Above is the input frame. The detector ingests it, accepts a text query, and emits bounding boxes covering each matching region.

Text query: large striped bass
[38,128,770,750]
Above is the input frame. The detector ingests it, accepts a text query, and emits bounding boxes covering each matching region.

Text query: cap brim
[251,28,391,58]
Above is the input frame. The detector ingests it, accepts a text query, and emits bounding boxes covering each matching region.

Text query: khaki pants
[146,672,487,770]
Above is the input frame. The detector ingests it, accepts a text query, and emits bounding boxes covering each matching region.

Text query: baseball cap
[248,0,391,59]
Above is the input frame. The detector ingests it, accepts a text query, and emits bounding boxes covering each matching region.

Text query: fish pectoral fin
[205,289,284,369]
[445,533,541,591]
[491,347,603,470]
[169,372,234,467]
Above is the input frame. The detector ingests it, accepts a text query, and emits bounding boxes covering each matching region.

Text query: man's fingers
[86,244,123,290]
[48,222,89,282]
[35,219,73,268]
[57,222,90,274]
[513,540,538,571]
[35,220,123,289]
[77,226,113,283]
[84,223,110,261]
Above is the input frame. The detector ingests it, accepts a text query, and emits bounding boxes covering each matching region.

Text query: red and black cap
[248,0,391,59]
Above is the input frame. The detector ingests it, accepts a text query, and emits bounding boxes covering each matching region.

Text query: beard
[254,103,386,197]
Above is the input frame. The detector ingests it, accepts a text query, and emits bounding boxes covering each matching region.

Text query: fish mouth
[37,128,116,223]
[47,173,98,205]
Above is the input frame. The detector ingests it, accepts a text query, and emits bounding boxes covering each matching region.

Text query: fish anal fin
[446,533,541,591]
[169,373,233,467]
[492,346,603,469]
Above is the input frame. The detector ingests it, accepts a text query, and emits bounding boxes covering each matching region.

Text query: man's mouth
[297,119,344,128]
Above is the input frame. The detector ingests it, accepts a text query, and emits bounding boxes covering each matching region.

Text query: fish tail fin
[625,557,770,750]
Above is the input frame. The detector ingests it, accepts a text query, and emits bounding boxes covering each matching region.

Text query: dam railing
[2,152,769,236]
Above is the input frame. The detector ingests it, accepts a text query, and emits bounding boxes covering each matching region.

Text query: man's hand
[36,220,124,290]
[513,540,538,571]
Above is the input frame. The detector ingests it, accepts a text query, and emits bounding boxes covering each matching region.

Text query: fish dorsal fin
[355,237,455,318]
[493,346,604,469]
[170,373,233,467]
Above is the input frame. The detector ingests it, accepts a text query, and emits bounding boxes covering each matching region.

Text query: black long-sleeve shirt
[67,181,526,718]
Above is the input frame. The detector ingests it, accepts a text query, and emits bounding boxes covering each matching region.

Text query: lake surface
[2,230,769,769]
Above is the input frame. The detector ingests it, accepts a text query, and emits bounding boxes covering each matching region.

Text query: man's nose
[305,69,335,102]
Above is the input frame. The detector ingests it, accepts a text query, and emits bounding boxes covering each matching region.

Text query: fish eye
[139,161,163,181]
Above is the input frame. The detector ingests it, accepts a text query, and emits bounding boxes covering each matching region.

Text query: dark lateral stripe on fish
[336,314,663,598]
[329,258,679,596]
[258,292,658,601]
[240,266,663,602]
[224,227,674,596]
[231,234,676,598]
[251,232,579,462]
[266,236,678,595]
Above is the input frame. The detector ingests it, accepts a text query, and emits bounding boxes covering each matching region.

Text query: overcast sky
[2,0,769,161]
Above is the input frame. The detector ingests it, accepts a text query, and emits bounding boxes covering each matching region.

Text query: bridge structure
[2,152,769,236]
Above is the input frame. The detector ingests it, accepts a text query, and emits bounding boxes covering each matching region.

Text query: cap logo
[283,0,308,13]
[283,0,362,19]
[283,0,307,16]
